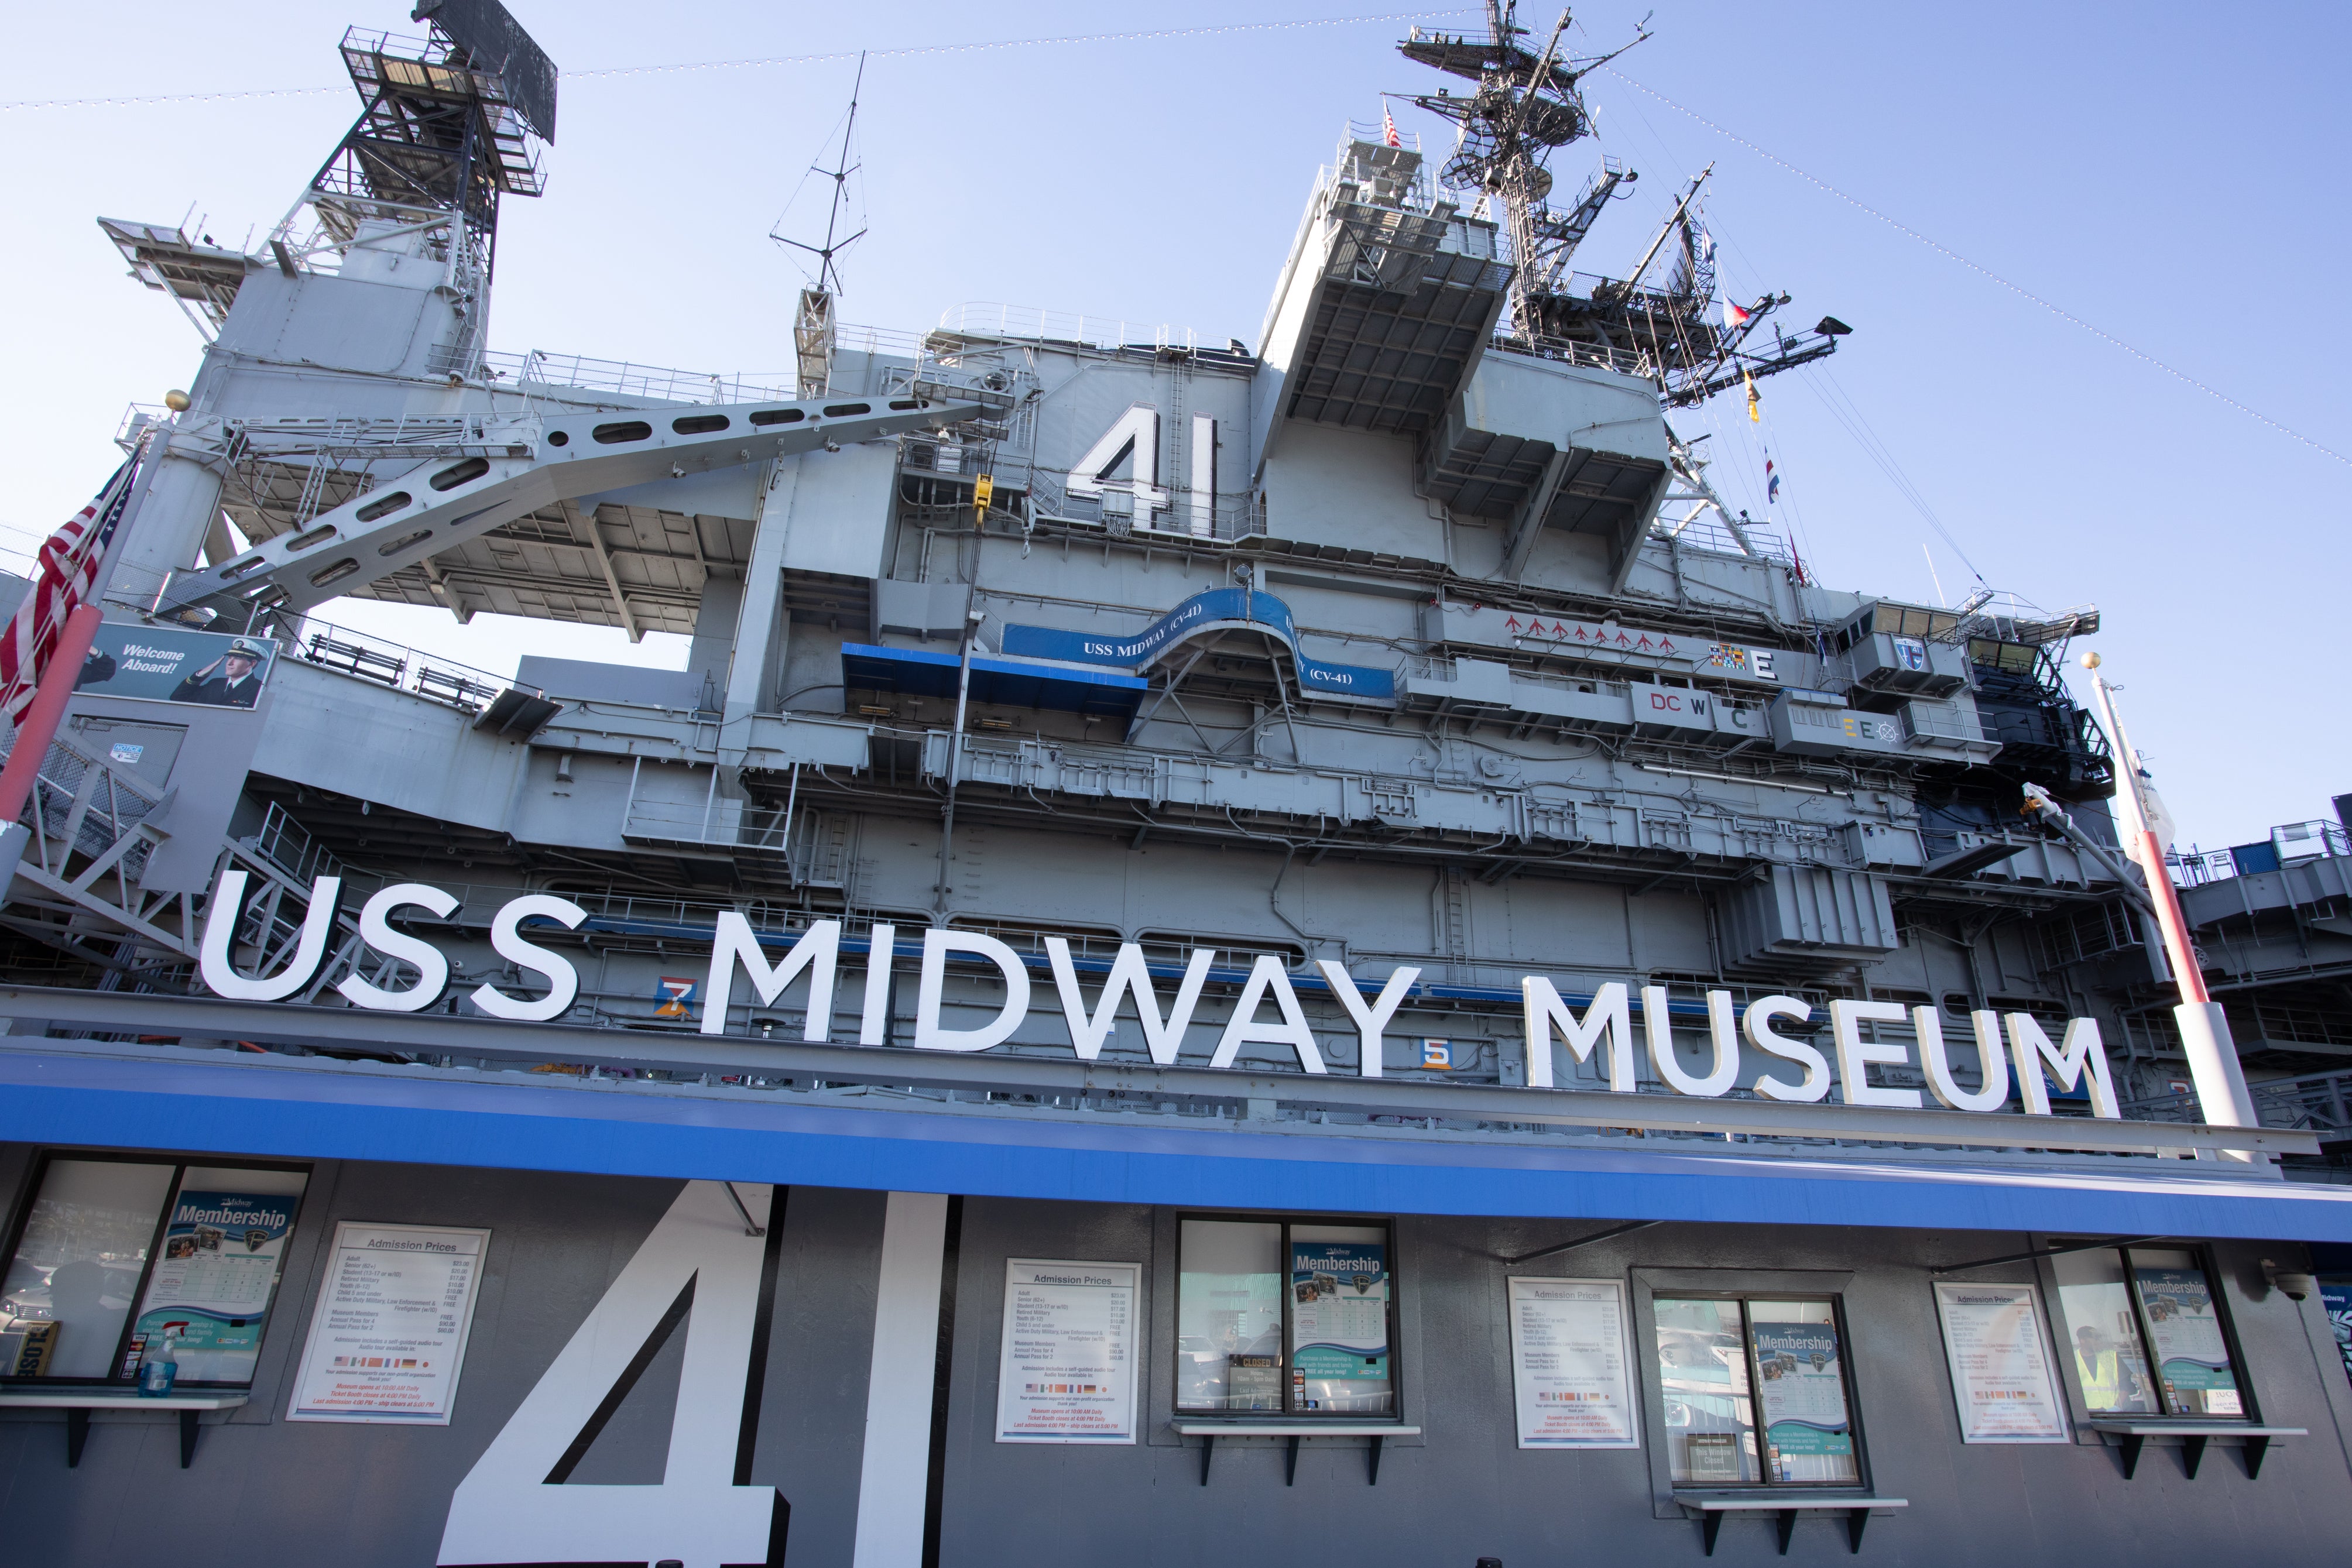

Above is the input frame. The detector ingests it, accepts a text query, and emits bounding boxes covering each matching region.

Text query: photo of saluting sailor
[170,637,271,708]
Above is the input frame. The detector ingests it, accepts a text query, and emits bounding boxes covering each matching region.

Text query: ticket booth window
[1655,1295,1861,1486]
[1175,1216,1395,1417]
[1,1153,310,1388]
[2052,1245,2247,1418]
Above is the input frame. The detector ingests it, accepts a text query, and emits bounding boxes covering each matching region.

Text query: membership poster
[1747,1315,1857,1483]
[2132,1265,2243,1415]
[1289,1238,1391,1411]
[126,1185,303,1385]
[1933,1282,2069,1442]
[1507,1277,1640,1449]
[287,1223,490,1425]
[995,1259,1139,1443]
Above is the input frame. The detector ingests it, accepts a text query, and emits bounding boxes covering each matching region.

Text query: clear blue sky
[5,2,2345,852]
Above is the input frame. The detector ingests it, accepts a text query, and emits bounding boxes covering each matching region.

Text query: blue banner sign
[1000,588,1396,699]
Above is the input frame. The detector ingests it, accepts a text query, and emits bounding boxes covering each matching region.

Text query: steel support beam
[160,391,983,619]
[1500,446,1569,579]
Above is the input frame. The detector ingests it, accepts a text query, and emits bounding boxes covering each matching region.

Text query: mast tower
[1400,4,1848,409]
[269,1,557,377]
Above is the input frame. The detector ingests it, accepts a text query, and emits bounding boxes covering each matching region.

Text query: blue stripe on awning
[3,1052,2347,1241]
[841,643,1147,719]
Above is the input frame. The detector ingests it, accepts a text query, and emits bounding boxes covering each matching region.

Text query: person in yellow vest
[2074,1325,2140,1411]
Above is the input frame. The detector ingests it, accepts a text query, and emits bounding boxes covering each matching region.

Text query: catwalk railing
[268,615,534,716]
[2168,819,2349,887]
[2120,1066,2352,1138]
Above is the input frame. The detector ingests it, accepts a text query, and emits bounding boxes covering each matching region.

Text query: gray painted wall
[4,1149,2348,1567]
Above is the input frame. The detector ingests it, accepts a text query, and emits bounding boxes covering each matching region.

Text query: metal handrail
[933,303,1198,355]
[272,613,539,715]
[2165,820,2350,887]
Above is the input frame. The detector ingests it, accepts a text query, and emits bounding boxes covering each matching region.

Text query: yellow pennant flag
[1744,372,1760,423]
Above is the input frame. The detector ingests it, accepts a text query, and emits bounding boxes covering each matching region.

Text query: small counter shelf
[2086,1422,2306,1480]
[0,1389,249,1469]
[1172,1422,1421,1485]
[1672,1493,1909,1557]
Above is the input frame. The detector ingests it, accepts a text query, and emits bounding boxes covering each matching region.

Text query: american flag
[0,458,140,724]
[1381,105,1402,149]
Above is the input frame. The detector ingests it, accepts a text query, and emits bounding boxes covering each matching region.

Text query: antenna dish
[409,0,558,142]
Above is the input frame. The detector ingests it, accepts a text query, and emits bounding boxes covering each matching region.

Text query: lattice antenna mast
[1400,4,1649,337]
[775,54,870,396]
[775,53,870,296]
[272,2,556,293]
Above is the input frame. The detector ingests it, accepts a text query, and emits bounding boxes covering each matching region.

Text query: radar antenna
[1401,3,1645,339]
[774,54,870,397]
[1398,5,1849,409]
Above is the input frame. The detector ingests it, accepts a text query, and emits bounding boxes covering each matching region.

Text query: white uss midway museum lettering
[197,874,2123,1123]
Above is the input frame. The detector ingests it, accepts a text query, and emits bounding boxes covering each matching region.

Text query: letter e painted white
[1744,996,1828,1102]
[1315,961,1420,1079]
[1830,999,1921,1108]
[1209,955,1326,1073]
[1520,979,1634,1092]
[468,894,587,1023]
[337,882,457,1013]
[2007,1014,2120,1118]
[198,869,341,1001]
[914,928,1033,1052]
[1918,1007,2010,1112]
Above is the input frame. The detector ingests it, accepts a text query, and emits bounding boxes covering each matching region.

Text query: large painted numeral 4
[1064,404,1218,538]
[438,1181,781,1568]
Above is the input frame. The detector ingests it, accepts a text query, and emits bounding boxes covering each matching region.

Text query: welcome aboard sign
[195,870,2121,1121]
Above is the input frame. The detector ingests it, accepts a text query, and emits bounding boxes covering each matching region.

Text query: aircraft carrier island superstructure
[2,8,2348,1567]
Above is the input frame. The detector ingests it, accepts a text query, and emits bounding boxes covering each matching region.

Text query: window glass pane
[1289,1224,1392,1414]
[2050,1249,2158,1413]
[1656,1297,1760,1484]
[2127,1249,2243,1418]
[1746,1300,1860,1484]
[1177,1220,1281,1411]
[126,1166,309,1387]
[2,1159,176,1379]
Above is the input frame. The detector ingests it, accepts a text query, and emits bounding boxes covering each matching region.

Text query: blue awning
[4,1049,2347,1242]
[842,642,1147,720]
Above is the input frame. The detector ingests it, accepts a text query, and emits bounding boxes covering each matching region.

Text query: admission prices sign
[1507,1278,1640,1448]
[288,1222,491,1425]
[1932,1282,2069,1443]
[994,1259,1140,1443]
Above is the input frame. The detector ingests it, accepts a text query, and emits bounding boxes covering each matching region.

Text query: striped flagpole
[0,457,140,725]
[0,453,146,897]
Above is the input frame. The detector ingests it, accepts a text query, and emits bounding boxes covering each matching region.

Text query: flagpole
[0,603,107,895]
[2082,657,2259,1141]
[90,420,172,616]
